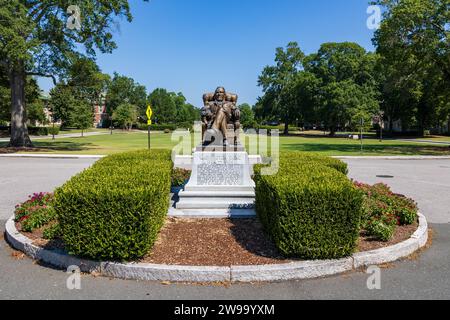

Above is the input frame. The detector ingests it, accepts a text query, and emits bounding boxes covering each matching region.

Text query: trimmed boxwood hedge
[254,152,362,259]
[54,150,172,261]
[278,151,348,175]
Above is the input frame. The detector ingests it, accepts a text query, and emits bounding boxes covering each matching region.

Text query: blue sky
[40,0,376,106]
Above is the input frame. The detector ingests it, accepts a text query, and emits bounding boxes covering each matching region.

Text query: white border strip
[4,213,428,283]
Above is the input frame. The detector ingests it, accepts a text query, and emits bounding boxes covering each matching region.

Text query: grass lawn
[274,135,450,156]
[58,128,110,135]
[0,131,176,155]
[1,130,450,156]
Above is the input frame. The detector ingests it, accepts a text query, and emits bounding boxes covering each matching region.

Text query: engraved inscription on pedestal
[197,152,246,186]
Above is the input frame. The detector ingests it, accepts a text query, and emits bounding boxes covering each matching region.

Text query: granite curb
[4,213,429,283]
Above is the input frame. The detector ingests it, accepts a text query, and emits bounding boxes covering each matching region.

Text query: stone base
[195,144,245,152]
[175,149,256,216]
[173,154,263,171]
[169,207,256,218]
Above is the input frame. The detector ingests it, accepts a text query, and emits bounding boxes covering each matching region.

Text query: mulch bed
[141,218,418,266]
[15,222,65,251]
[142,218,286,266]
[358,222,418,252]
[16,218,418,266]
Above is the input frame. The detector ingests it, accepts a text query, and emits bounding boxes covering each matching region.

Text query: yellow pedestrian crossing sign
[146,105,153,125]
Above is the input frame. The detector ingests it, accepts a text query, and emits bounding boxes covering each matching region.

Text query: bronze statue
[201,87,241,146]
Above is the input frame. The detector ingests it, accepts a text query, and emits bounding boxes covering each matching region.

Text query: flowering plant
[354,182,418,241]
[15,192,54,223]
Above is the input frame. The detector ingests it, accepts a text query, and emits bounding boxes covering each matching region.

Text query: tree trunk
[329,126,336,137]
[8,61,32,147]
[283,112,290,135]
[389,117,394,134]
[417,100,427,137]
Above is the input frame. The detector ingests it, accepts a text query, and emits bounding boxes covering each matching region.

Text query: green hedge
[136,123,178,131]
[254,152,362,259]
[28,126,49,136]
[255,125,300,132]
[54,150,172,261]
[278,151,348,175]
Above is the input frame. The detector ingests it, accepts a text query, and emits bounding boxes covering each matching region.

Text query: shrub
[171,168,191,187]
[137,123,177,131]
[15,192,54,222]
[176,122,194,131]
[27,126,49,136]
[21,207,57,232]
[43,223,61,240]
[54,150,172,261]
[279,151,348,175]
[255,125,300,132]
[391,195,418,225]
[47,126,60,136]
[14,192,56,233]
[254,153,363,259]
[366,220,395,242]
[355,182,418,241]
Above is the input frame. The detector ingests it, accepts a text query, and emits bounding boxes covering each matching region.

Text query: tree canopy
[105,72,147,120]
[373,0,450,135]
[0,0,138,146]
[257,42,380,135]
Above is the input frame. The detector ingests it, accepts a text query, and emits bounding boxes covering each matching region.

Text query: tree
[1,65,41,123]
[27,100,47,126]
[238,103,255,129]
[112,103,138,130]
[0,65,10,123]
[304,42,380,135]
[49,84,77,128]
[170,92,200,125]
[67,57,110,107]
[0,0,137,147]
[71,101,93,137]
[253,91,277,124]
[148,88,177,124]
[373,0,450,135]
[258,42,305,134]
[49,58,109,128]
[106,73,147,122]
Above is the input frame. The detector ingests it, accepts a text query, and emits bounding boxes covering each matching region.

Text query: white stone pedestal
[173,150,256,218]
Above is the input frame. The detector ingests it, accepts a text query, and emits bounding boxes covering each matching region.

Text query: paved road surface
[0,157,449,299]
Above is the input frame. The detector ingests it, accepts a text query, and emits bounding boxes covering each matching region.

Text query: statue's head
[214,87,226,102]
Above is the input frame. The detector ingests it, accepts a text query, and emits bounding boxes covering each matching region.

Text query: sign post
[146,105,153,150]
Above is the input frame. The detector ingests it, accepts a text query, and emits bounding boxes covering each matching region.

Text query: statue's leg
[212,109,228,145]
[201,119,207,142]
[220,117,228,145]
[234,120,241,145]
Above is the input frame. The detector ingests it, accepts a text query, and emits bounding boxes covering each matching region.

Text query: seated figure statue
[201,87,241,146]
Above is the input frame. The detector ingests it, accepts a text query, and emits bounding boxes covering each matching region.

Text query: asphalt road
[0,157,449,300]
